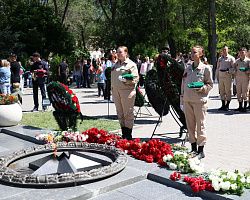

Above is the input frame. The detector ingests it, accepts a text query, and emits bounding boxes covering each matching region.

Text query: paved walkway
[21,82,250,173]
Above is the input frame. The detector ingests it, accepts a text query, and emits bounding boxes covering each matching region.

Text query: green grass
[21,111,120,132]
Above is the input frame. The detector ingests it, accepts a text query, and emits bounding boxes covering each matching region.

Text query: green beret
[239,67,248,72]
[122,73,134,80]
[187,81,204,88]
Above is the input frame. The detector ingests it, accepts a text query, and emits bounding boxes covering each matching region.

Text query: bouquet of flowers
[163,149,204,174]
[207,169,250,195]
[0,94,18,105]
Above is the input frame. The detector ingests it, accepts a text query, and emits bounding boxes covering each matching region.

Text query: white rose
[220,181,231,191]
[230,183,237,190]
[163,155,173,162]
[227,172,237,181]
[169,163,177,170]
[212,180,220,191]
[246,176,250,184]
[240,177,246,183]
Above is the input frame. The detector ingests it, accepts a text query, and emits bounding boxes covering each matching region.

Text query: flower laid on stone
[207,169,250,196]
[170,171,181,181]
[116,138,173,164]
[162,149,204,174]
[183,176,214,193]
[0,94,18,105]
[35,129,89,143]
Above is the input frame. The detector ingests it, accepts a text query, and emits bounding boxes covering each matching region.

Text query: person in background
[19,61,25,93]
[82,59,91,88]
[0,59,11,94]
[233,47,250,112]
[216,46,235,111]
[73,59,82,88]
[9,53,21,92]
[58,58,69,85]
[247,50,250,110]
[96,65,105,97]
[111,46,139,140]
[181,45,213,159]
[30,52,49,111]
[104,54,116,100]
[139,56,149,87]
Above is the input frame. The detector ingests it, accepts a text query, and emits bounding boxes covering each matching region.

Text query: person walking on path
[96,66,105,97]
[58,58,69,85]
[0,59,11,94]
[30,52,48,111]
[9,53,21,92]
[216,46,235,111]
[233,47,250,112]
[111,46,139,140]
[181,45,213,159]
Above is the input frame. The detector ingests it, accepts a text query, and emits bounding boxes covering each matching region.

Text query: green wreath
[47,82,82,130]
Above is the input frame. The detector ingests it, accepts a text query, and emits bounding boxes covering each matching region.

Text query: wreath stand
[134,93,153,120]
[150,98,188,146]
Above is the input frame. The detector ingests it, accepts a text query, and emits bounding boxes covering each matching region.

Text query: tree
[0,0,75,58]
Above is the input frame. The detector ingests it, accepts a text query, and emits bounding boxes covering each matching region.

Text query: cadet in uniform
[234,48,250,112]
[181,45,213,159]
[111,46,139,140]
[247,50,250,110]
[216,46,235,111]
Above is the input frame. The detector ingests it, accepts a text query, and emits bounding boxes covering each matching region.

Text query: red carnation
[72,95,78,103]
[68,89,73,95]
[191,183,200,193]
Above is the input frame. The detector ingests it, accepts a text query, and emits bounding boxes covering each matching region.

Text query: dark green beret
[122,73,134,80]
[187,81,204,88]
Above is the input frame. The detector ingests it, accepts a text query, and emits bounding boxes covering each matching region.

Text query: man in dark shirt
[82,59,91,88]
[9,54,21,92]
[58,59,69,85]
[30,52,49,111]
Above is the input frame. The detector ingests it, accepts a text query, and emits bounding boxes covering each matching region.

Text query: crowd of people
[1,46,249,146]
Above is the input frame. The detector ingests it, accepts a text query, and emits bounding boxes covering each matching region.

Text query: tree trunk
[52,0,58,17]
[61,0,70,24]
[210,0,217,79]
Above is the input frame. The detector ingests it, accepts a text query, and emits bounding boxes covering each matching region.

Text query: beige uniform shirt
[234,57,250,78]
[217,54,235,73]
[111,58,139,90]
[181,62,213,103]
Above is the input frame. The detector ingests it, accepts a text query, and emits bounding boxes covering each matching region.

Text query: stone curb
[1,127,45,145]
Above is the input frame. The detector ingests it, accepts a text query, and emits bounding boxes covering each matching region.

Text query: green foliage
[0,1,74,58]
[49,54,63,81]
[132,44,158,59]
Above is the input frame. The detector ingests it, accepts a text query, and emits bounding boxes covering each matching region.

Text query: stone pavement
[0,82,245,200]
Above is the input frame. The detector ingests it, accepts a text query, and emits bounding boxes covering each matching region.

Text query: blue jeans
[0,83,11,94]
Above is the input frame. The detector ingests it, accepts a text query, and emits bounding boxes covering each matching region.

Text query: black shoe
[218,106,225,111]
[197,146,205,159]
[197,151,205,160]
[32,107,38,112]
[42,106,47,111]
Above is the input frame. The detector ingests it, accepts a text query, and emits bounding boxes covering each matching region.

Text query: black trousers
[98,83,105,97]
[60,73,67,85]
[104,80,111,100]
[82,73,90,88]
[32,79,46,108]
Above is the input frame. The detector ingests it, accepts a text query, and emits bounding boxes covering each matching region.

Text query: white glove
[180,104,184,111]
[118,75,127,82]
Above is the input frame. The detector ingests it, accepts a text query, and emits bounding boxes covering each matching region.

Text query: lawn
[21,111,120,132]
